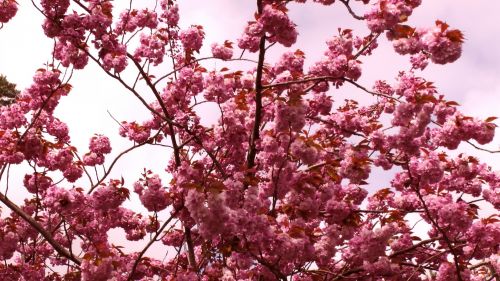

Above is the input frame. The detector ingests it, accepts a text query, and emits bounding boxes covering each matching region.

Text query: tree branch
[0,192,81,265]
[127,210,178,280]
[246,34,267,170]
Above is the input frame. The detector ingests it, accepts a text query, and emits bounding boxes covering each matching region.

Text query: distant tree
[0,75,19,106]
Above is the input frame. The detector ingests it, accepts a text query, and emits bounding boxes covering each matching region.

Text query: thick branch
[184,227,197,270]
[0,192,81,265]
[246,29,267,170]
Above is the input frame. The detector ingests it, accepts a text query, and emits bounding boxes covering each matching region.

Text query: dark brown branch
[0,192,81,265]
[389,236,439,257]
[353,32,381,59]
[127,210,178,280]
[408,170,464,281]
[184,227,197,270]
[88,130,162,193]
[339,0,365,20]
[247,32,268,170]
[153,57,258,87]
[126,54,182,167]
[263,76,397,101]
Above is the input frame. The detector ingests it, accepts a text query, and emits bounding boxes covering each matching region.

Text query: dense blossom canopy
[0,0,499,280]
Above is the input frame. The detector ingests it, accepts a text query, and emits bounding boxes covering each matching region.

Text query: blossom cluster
[0,0,18,24]
[238,4,298,51]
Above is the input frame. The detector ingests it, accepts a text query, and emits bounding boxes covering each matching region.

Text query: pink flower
[46,118,70,142]
[53,39,89,69]
[115,9,158,34]
[161,229,184,247]
[63,164,83,183]
[134,33,167,65]
[91,181,128,211]
[290,139,318,165]
[365,0,421,33]
[40,0,70,18]
[273,51,305,75]
[238,4,297,51]
[23,173,52,194]
[0,0,18,23]
[436,262,471,281]
[179,26,204,52]
[89,135,112,154]
[0,229,18,259]
[203,71,234,103]
[134,174,171,212]
[98,35,128,73]
[419,21,463,64]
[119,121,151,143]
[81,256,113,281]
[237,33,261,52]
[339,145,371,184]
[409,152,444,184]
[83,152,105,166]
[160,2,179,26]
[211,42,233,60]
[259,5,298,47]
[275,101,306,132]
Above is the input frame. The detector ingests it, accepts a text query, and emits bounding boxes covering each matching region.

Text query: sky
[0,0,499,257]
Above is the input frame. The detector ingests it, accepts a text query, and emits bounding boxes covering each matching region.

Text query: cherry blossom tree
[0,0,499,280]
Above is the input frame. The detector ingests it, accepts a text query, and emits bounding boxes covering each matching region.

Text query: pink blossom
[290,139,318,165]
[409,152,444,184]
[339,145,371,184]
[134,33,167,65]
[419,21,463,64]
[53,39,89,69]
[134,174,171,212]
[46,118,70,142]
[345,223,397,263]
[40,0,70,18]
[203,71,234,103]
[98,35,128,73]
[273,51,305,75]
[23,173,52,194]
[115,9,158,34]
[275,101,306,132]
[0,0,18,23]
[91,181,128,211]
[63,164,83,182]
[0,230,18,259]
[259,5,298,47]
[89,134,111,154]
[0,1,498,279]
[436,262,471,281]
[179,26,204,52]
[83,152,105,166]
[81,256,113,281]
[211,42,233,60]
[237,33,261,52]
[119,121,151,143]
[160,2,179,26]
[365,0,421,33]
[161,229,184,247]
[0,103,27,130]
